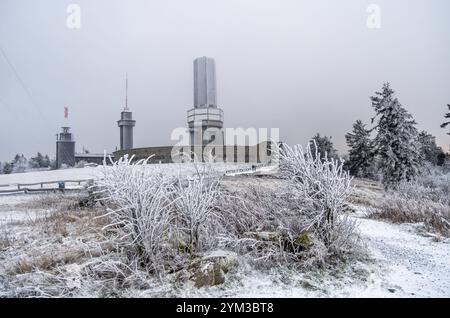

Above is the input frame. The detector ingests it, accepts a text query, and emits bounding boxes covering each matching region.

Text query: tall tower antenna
[118,73,135,150]
[124,73,129,111]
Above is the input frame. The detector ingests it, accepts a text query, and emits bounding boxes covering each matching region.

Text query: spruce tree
[310,133,339,162]
[371,83,421,187]
[12,154,28,173]
[441,104,450,135]
[417,131,444,166]
[2,162,12,174]
[30,152,44,168]
[345,120,373,177]
[43,155,51,168]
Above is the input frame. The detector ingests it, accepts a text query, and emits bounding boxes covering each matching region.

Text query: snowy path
[354,216,450,297]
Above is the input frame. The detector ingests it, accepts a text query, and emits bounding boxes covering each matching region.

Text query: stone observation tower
[117,75,136,150]
[187,57,224,146]
[56,106,75,168]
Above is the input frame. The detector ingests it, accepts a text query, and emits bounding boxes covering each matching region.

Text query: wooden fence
[0,179,94,195]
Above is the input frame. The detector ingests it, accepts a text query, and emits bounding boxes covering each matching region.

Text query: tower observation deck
[187,57,224,146]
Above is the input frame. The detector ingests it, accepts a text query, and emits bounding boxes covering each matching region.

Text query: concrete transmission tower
[187,57,224,147]
[117,74,136,150]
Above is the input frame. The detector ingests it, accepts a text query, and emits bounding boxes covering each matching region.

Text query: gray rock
[177,250,238,288]
[192,261,225,288]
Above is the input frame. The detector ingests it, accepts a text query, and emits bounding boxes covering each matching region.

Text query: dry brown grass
[22,193,82,212]
[370,194,450,237]
[36,207,106,237]
[1,192,110,277]
[19,192,109,236]
[9,249,86,274]
[348,178,383,208]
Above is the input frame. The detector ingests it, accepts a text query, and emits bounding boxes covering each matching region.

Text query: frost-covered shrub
[216,186,286,236]
[74,160,88,168]
[397,167,450,206]
[215,142,359,269]
[96,155,177,272]
[172,175,221,253]
[216,183,356,269]
[370,167,450,236]
[277,142,356,251]
[96,149,360,276]
[96,155,225,273]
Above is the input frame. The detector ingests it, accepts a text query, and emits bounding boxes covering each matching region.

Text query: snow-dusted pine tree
[371,83,422,188]
[441,104,450,135]
[310,133,339,162]
[345,120,373,177]
[12,154,28,173]
[417,131,444,166]
[2,162,12,174]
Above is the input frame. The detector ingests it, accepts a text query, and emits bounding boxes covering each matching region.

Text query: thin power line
[0,46,48,123]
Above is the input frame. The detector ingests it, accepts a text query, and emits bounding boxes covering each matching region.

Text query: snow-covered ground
[353,216,450,297]
[0,167,101,186]
[0,193,58,225]
[0,163,268,186]
[166,213,450,298]
[0,168,449,298]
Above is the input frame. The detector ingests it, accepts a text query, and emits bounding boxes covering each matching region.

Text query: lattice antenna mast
[124,73,129,111]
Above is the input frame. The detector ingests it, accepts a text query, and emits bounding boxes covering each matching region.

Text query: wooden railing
[0,179,94,194]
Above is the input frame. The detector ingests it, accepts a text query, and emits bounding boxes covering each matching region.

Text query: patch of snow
[0,209,49,225]
[352,216,450,297]
[0,163,255,187]
[0,167,101,186]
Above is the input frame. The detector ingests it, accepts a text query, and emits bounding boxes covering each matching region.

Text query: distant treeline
[0,153,54,175]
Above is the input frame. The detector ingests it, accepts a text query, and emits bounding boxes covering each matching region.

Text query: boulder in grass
[177,250,238,288]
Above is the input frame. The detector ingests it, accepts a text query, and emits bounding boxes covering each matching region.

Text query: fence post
[58,181,65,192]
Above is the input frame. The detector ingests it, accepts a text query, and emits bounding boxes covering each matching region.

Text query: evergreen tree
[12,154,28,173]
[43,155,51,168]
[371,83,421,187]
[345,120,373,177]
[2,162,12,174]
[310,133,339,162]
[441,104,450,135]
[417,131,444,166]
[30,152,44,168]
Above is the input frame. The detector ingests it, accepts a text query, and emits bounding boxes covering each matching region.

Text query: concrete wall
[75,154,108,165]
[114,146,174,164]
[113,142,274,164]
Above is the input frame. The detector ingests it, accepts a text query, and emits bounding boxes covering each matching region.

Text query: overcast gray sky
[0,0,449,161]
